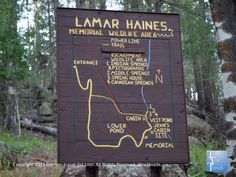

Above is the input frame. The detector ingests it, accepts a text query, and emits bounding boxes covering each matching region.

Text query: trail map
[57,8,189,164]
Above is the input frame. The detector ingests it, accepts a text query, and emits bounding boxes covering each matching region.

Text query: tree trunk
[89,0,95,9]
[203,78,216,114]
[66,0,71,6]
[192,59,205,111]
[199,0,217,115]
[34,0,40,59]
[155,0,163,12]
[99,0,106,10]
[75,0,85,8]
[15,90,21,135]
[5,89,16,131]
[54,0,59,8]
[46,0,57,96]
[169,0,178,12]
[5,86,20,135]
[130,0,139,10]
[198,0,217,114]
[124,0,130,11]
[21,118,57,136]
[2,0,21,135]
[0,83,6,126]
[210,0,236,176]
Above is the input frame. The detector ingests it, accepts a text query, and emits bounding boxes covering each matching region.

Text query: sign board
[57,8,189,164]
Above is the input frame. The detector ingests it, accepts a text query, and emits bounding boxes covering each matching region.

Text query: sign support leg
[150,165,163,177]
[86,165,98,177]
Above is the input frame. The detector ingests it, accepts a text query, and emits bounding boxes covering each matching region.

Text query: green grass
[0,131,56,156]
[188,143,207,177]
[0,167,38,177]
[0,131,61,177]
[188,140,226,177]
[1,130,227,177]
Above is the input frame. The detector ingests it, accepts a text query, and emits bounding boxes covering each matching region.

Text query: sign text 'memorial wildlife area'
[57,8,189,164]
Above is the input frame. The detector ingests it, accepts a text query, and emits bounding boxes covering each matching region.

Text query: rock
[226,169,236,177]
[187,114,214,131]
[207,172,224,177]
[60,165,188,177]
[187,114,219,141]
[188,136,204,147]
[21,109,38,120]
[60,165,85,177]
[61,165,150,177]
[0,141,18,169]
[38,115,56,123]
[100,165,149,177]
[226,127,236,139]
[39,102,53,116]
[8,86,16,95]
[162,164,187,177]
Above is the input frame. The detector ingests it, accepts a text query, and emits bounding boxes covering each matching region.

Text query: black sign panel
[57,8,189,164]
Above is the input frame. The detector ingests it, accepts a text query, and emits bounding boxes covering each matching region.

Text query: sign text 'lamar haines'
[69,17,174,38]
[75,17,169,31]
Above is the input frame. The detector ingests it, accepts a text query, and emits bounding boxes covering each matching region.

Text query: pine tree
[0,0,29,134]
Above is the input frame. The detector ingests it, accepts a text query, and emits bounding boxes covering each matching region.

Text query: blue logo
[206,150,228,173]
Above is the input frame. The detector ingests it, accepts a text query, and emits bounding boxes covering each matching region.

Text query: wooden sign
[57,8,189,164]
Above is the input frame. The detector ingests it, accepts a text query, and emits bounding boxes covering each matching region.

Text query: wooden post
[184,163,191,176]
[86,165,98,177]
[150,165,162,177]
